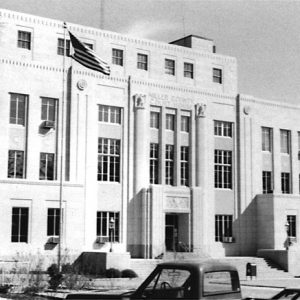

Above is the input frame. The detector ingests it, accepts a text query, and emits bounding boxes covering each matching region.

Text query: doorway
[165,214,178,251]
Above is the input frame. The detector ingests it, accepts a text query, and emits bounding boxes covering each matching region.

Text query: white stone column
[133,94,149,193]
[273,128,281,194]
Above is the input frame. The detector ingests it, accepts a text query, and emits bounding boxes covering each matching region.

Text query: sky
[1,0,300,105]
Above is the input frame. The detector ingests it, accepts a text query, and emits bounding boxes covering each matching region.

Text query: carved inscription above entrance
[164,197,190,211]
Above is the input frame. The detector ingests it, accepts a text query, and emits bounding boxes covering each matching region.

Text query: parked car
[66,259,243,299]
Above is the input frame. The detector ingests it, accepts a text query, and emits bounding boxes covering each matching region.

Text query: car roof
[157,259,238,273]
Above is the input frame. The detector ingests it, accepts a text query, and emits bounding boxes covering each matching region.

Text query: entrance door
[165,214,178,251]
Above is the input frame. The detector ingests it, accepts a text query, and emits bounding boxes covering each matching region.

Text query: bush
[47,264,63,290]
[121,269,138,278]
[105,268,121,278]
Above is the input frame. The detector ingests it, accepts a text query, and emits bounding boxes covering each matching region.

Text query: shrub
[47,264,63,290]
[121,269,138,278]
[105,268,121,278]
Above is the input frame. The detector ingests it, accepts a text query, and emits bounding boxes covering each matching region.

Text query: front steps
[130,255,294,280]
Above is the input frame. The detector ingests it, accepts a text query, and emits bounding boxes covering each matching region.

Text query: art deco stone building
[0,9,299,263]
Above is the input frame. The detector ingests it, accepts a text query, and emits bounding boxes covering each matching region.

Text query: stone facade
[0,9,299,265]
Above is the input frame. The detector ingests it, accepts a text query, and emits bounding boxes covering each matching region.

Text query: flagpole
[58,21,67,273]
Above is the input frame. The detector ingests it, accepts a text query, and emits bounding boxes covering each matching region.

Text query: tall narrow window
[281,172,291,194]
[137,53,148,70]
[262,127,272,152]
[98,138,120,182]
[213,68,222,84]
[112,48,123,66]
[181,146,189,186]
[262,171,272,194]
[214,121,232,137]
[280,129,290,154]
[215,215,233,242]
[166,114,175,131]
[298,132,300,160]
[184,62,193,78]
[150,112,160,129]
[287,215,296,239]
[150,143,159,184]
[57,38,70,56]
[47,208,61,236]
[98,105,121,124]
[214,150,232,189]
[8,150,25,179]
[181,116,190,133]
[40,153,55,180]
[10,93,27,125]
[97,211,120,242]
[165,145,174,185]
[17,31,31,50]
[165,59,175,75]
[41,98,56,122]
[11,207,29,243]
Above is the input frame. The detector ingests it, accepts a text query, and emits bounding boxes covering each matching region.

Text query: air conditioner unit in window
[42,120,55,129]
[223,237,234,243]
[48,236,59,244]
[96,236,109,244]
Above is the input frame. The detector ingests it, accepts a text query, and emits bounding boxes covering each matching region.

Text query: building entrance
[165,214,178,251]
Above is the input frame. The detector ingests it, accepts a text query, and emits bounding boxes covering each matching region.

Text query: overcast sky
[1,0,300,105]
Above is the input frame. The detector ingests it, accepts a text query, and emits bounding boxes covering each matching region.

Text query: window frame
[165,59,175,76]
[96,211,120,242]
[213,68,222,84]
[280,129,290,154]
[150,143,159,184]
[47,208,61,236]
[214,150,232,189]
[137,53,148,70]
[215,215,233,242]
[8,150,25,179]
[287,215,297,239]
[9,93,27,126]
[281,172,291,194]
[166,114,175,131]
[262,127,272,152]
[165,144,174,186]
[262,171,273,194]
[98,105,121,124]
[214,120,232,137]
[39,152,55,181]
[181,116,190,133]
[41,97,57,122]
[11,207,29,243]
[112,48,124,66]
[180,146,189,186]
[97,138,121,182]
[17,30,31,50]
[184,62,194,79]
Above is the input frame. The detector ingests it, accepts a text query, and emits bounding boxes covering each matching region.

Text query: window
[281,172,291,194]
[287,215,296,239]
[214,121,232,137]
[98,138,120,182]
[181,146,189,186]
[98,105,121,124]
[150,112,160,129]
[8,150,25,179]
[184,62,193,78]
[213,68,222,84]
[47,208,61,236]
[298,132,300,160]
[112,48,123,66]
[150,143,159,184]
[165,59,175,75]
[214,150,232,189]
[181,116,190,132]
[262,171,272,194]
[39,153,55,180]
[137,53,148,70]
[166,114,175,131]
[17,31,31,50]
[41,98,56,122]
[97,211,119,242]
[84,42,93,50]
[215,215,233,242]
[10,93,27,125]
[11,207,29,243]
[262,127,272,152]
[280,129,290,154]
[57,38,70,56]
[165,145,174,185]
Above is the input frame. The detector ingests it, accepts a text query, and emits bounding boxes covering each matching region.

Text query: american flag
[68,31,110,75]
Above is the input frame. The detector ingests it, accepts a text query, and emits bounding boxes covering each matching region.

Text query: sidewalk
[241,277,300,289]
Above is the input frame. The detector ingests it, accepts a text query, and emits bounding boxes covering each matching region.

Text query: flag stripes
[68,31,110,75]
